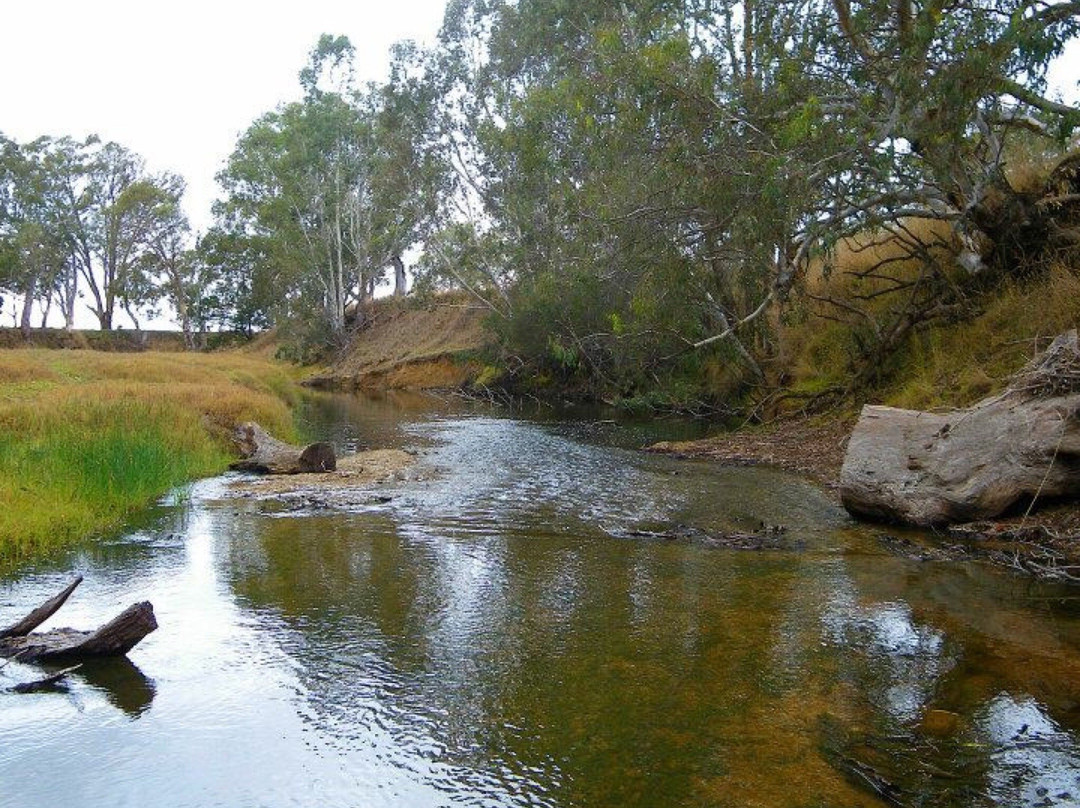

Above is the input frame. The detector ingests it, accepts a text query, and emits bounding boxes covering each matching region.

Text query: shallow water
[3,392,1080,807]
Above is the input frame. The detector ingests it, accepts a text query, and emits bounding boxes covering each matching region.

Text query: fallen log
[0,575,82,638]
[0,602,157,663]
[230,422,336,474]
[840,331,1080,526]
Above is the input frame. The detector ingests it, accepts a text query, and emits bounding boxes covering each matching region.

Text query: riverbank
[646,414,855,490]
[0,349,300,569]
[304,296,491,391]
[649,413,1080,583]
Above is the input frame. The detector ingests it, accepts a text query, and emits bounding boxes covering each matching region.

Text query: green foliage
[0,132,196,333]
[214,35,447,356]
[418,0,1080,409]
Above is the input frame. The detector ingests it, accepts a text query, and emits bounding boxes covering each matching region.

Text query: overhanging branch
[1001,78,1080,119]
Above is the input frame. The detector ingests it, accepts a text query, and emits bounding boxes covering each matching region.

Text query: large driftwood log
[840,332,1080,526]
[0,601,157,663]
[230,422,336,474]
[1,577,157,663]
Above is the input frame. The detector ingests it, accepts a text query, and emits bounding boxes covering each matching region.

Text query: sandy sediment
[227,449,418,496]
[646,415,855,492]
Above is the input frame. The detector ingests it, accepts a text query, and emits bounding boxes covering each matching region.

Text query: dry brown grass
[777,185,1080,412]
[779,219,960,397]
[884,262,1080,409]
[801,218,957,306]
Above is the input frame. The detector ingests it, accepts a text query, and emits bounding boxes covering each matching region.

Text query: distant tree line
[0,135,223,343]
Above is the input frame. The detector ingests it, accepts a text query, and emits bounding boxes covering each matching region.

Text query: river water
[3,392,1080,807]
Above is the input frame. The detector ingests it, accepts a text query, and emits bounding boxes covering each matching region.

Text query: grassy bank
[0,349,299,569]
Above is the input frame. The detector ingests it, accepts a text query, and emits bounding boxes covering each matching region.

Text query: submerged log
[607,522,798,550]
[840,332,1080,526]
[0,575,82,639]
[230,422,336,474]
[0,602,157,663]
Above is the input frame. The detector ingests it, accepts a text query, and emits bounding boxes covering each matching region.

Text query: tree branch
[691,291,773,350]
[1000,78,1080,118]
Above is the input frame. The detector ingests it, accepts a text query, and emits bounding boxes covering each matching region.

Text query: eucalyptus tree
[217,33,449,351]
[428,0,813,384]
[0,136,80,335]
[218,83,370,339]
[749,0,1080,383]
[135,177,198,343]
[43,139,182,331]
[426,0,1080,395]
[366,42,447,296]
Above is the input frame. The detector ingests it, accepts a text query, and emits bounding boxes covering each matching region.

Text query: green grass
[881,263,1080,409]
[0,349,301,569]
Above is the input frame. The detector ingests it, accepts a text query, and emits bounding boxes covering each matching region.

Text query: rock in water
[840,332,1080,526]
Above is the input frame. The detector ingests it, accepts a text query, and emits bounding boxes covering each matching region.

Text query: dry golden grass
[0,349,300,568]
[801,218,957,306]
[778,191,1080,409]
[780,219,960,396]
[1000,139,1069,195]
[884,263,1080,409]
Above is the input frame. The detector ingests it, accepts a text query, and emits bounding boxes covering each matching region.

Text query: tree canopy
[0,134,201,337]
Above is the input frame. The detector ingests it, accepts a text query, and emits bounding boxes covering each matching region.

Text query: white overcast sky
[0,0,450,234]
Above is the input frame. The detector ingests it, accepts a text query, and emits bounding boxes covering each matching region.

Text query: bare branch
[691,291,774,350]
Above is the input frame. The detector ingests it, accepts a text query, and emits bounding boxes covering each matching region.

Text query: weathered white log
[840,332,1080,526]
[230,422,336,474]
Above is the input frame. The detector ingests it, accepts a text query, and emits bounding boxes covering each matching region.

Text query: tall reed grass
[0,349,299,568]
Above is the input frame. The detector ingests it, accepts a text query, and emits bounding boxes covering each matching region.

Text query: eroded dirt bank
[304,299,491,391]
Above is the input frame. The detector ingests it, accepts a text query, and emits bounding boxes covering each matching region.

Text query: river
[3,392,1080,807]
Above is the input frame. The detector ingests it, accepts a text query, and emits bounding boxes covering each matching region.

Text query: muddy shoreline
[646,415,855,491]
[648,415,1080,583]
